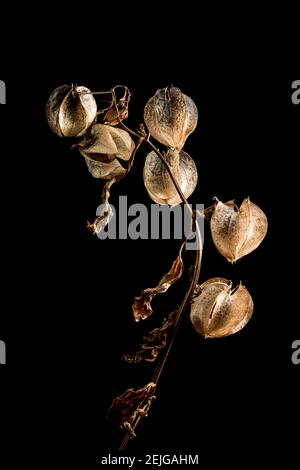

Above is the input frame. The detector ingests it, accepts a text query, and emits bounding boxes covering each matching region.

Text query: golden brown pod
[190,278,254,338]
[79,124,135,179]
[144,86,198,149]
[46,85,97,137]
[210,198,268,263]
[143,148,198,205]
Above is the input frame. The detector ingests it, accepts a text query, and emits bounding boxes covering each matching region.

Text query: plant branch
[119,222,202,450]
[107,86,203,450]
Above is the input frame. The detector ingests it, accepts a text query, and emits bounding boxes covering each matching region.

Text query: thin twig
[119,224,202,450]
[97,85,202,450]
[110,87,203,449]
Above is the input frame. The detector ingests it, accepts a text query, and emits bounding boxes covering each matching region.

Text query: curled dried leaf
[132,243,185,321]
[87,177,116,234]
[144,86,198,149]
[123,310,176,363]
[210,198,268,263]
[87,202,113,235]
[190,278,254,338]
[87,140,142,235]
[108,382,156,437]
[103,86,131,126]
[143,148,198,205]
[46,85,97,137]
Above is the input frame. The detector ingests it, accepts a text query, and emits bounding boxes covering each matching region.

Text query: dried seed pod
[210,198,268,263]
[79,124,135,179]
[144,86,198,149]
[85,158,126,179]
[143,148,198,205]
[46,85,97,137]
[190,278,254,338]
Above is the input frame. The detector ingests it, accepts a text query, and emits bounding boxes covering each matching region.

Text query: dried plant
[46,83,268,449]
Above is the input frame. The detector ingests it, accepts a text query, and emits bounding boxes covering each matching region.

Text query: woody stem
[111,88,203,450]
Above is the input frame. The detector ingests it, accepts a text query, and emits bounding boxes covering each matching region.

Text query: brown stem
[109,86,203,450]
[119,223,202,451]
[152,224,202,382]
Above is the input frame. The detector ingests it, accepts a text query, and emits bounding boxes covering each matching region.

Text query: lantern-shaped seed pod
[190,278,254,339]
[143,148,198,205]
[210,198,268,263]
[144,86,198,149]
[46,85,97,137]
[79,123,135,179]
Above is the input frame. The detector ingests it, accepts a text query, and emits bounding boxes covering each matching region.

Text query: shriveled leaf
[87,202,113,235]
[123,311,176,363]
[210,198,268,262]
[87,140,142,236]
[132,243,185,321]
[190,278,254,338]
[108,382,156,437]
[103,85,131,126]
[104,103,129,126]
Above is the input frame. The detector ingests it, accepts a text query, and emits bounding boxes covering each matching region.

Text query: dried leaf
[87,202,113,235]
[190,278,254,338]
[104,85,131,126]
[210,198,268,262]
[87,140,142,235]
[132,244,185,321]
[123,310,176,363]
[108,382,156,436]
[87,177,116,234]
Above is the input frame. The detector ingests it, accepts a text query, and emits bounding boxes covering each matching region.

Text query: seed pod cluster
[46,85,135,180]
[143,86,198,205]
[46,84,137,234]
[46,84,269,433]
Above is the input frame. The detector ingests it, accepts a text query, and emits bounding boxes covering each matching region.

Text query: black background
[0,39,299,467]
